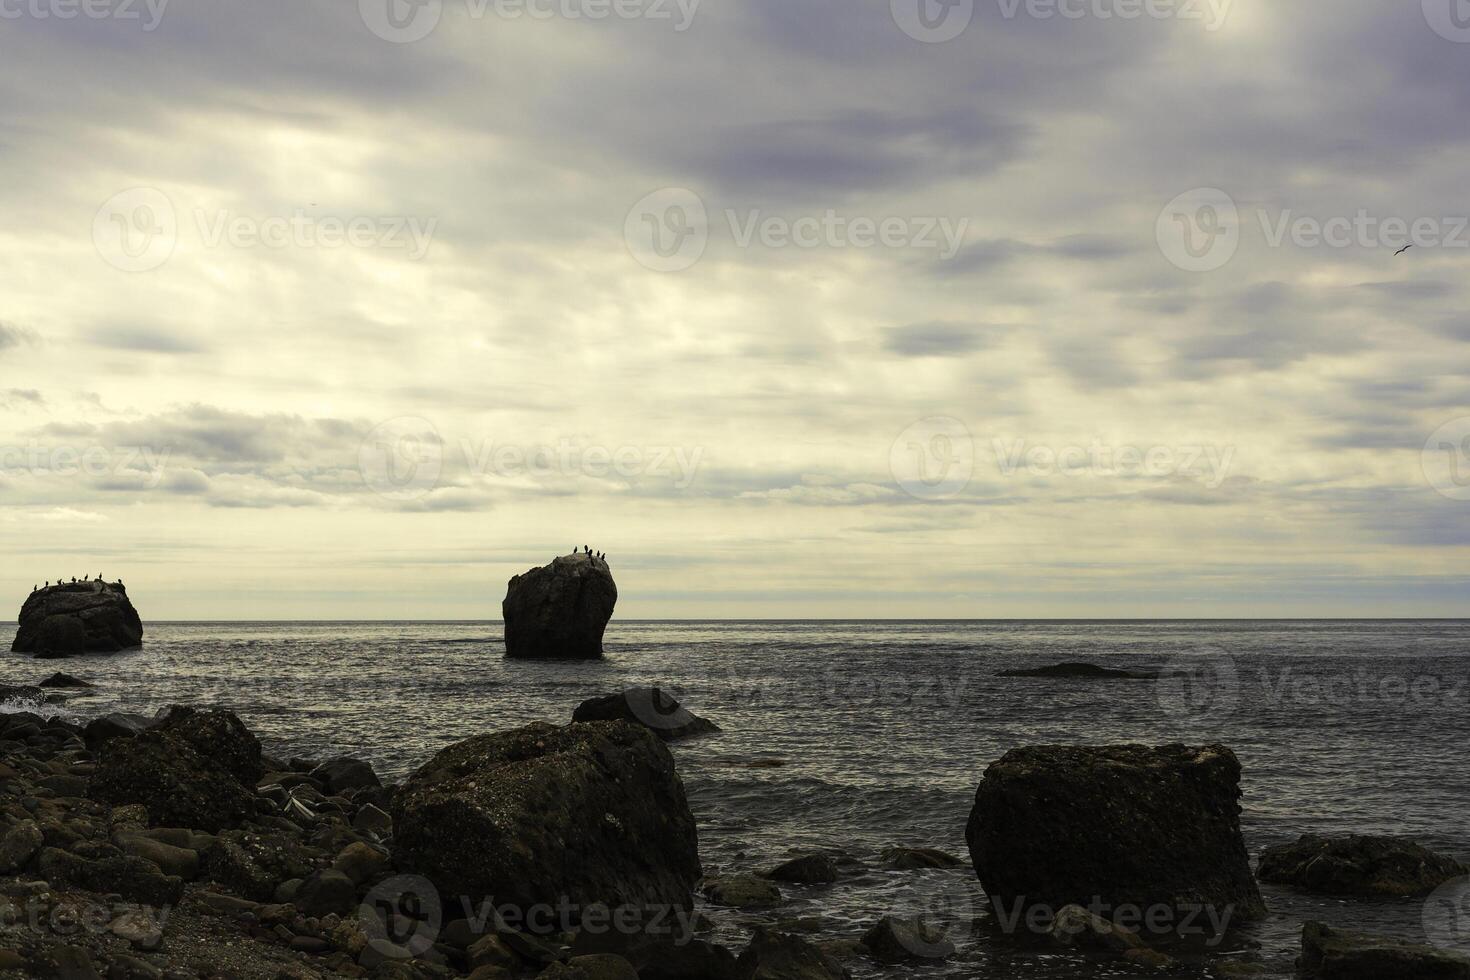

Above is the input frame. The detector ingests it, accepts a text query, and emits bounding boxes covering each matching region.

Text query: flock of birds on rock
[32,576,122,594]
[574,546,607,561]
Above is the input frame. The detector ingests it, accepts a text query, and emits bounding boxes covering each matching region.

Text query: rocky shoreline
[0,677,1464,980]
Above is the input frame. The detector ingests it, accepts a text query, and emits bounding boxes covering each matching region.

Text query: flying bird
[1395,244,1414,256]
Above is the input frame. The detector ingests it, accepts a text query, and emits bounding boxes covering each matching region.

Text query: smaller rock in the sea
[572,687,720,741]
[997,661,1158,680]
[702,873,784,909]
[1258,834,1467,897]
[11,579,143,657]
[741,928,851,979]
[765,853,839,884]
[862,915,956,963]
[38,672,94,689]
[880,846,964,871]
[502,551,618,659]
[1300,920,1470,979]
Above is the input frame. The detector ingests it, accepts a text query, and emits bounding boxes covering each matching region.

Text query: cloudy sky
[1,0,1467,619]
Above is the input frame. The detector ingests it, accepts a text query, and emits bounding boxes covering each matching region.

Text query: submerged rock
[766,854,839,884]
[742,928,852,979]
[392,721,701,925]
[1258,834,1467,897]
[572,687,719,741]
[861,915,955,963]
[38,672,94,689]
[502,552,617,660]
[997,662,1158,680]
[966,743,1265,935]
[703,874,783,909]
[880,847,964,871]
[1300,920,1470,979]
[12,580,143,657]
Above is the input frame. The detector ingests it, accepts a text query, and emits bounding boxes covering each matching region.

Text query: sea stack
[502,551,617,659]
[12,581,143,658]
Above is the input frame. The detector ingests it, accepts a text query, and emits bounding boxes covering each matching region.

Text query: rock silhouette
[12,581,142,658]
[1259,834,1467,897]
[392,721,701,926]
[502,551,617,659]
[966,743,1265,931]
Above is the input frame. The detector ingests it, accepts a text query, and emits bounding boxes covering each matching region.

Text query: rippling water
[4,619,1467,978]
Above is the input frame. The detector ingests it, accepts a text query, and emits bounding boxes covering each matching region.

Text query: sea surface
[3,619,1468,978]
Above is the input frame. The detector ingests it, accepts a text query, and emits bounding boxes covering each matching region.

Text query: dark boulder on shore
[89,706,263,832]
[12,580,142,657]
[1259,834,1468,897]
[1300,920,1470,979]
[997,662,1158,680]
[966,743,1265,931]
[503,552,617,659]
[573,687,720,741]
[392,720,701,925]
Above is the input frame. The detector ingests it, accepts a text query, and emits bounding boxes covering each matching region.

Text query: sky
[0,0,1468,620]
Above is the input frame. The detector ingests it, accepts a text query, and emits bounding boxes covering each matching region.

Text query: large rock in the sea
[392,721,700,925]
[572,688,719,741]
[89,707,262,832]
[12,581,142,657]
[966,744,1265,931]
[1300,920,1470,979]
[502,552,617,659]
[1259,834,1467,897]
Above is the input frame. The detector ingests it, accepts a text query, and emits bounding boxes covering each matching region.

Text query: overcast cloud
[0,0,1466,618]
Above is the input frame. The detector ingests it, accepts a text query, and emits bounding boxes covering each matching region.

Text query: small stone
[0,820,43,873]
[352,804,392,834]
[294,869,359,918]
[862,914,955,963]
[703,874,783,909]
[766,854,838,884]
[332,841,389,886]
[110,909,165,949]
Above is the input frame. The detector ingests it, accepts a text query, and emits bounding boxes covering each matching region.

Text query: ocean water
[3,619,1468,978]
